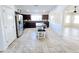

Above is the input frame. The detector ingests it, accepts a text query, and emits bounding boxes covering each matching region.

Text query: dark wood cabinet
[21,14,31,20]
[42,15,49,20]
[22,14,49,28]
[23,21,49,28]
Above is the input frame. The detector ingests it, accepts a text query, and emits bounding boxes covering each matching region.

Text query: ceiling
[15,5,57,14]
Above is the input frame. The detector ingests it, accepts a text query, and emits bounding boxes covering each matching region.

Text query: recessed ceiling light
[26,9,30,12]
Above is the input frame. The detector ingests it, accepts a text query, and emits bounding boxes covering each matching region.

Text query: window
[73,15,79,24]
[49,15,55,23]
[31,14,42,21]
[50,15,54,20]
[65,15,71,23]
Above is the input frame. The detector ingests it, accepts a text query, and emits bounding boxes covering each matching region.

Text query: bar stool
[37,29,46,40]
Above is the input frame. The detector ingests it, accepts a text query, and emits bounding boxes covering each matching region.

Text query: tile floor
[2,27,79,53]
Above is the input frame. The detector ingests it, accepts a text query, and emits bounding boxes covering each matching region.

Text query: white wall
[49,6,67,35]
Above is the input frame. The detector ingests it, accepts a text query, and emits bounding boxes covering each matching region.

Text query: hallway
[2,28,79,53]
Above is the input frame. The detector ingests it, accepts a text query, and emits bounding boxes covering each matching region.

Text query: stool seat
[38,29,45,31]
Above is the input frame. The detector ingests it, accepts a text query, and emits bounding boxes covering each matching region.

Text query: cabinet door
[2,7,16,44]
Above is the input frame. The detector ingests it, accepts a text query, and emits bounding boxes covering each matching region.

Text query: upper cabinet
[21,14,31,20]
[42,15,49,20]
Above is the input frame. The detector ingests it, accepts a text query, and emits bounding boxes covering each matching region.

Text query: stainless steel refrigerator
[15,14,23,38]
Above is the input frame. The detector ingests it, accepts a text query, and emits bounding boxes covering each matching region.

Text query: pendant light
[73,6,77,13]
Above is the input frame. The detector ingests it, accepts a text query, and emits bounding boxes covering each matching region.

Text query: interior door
[2,7,16,44]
